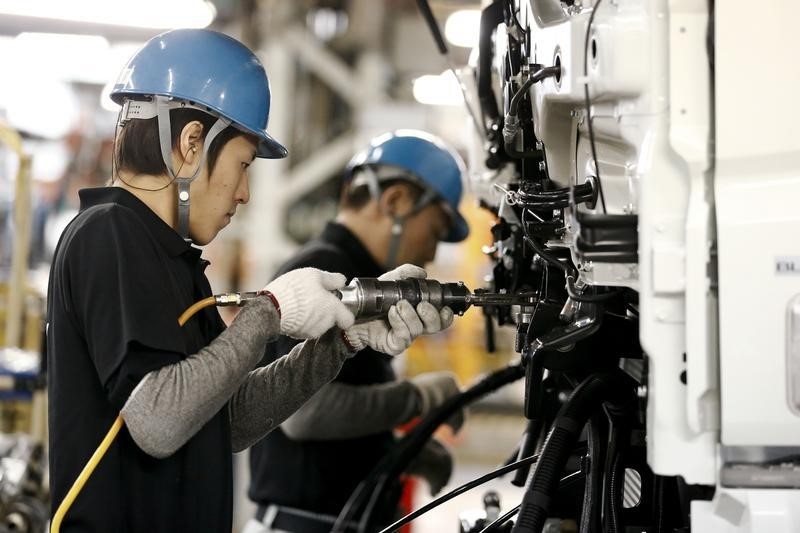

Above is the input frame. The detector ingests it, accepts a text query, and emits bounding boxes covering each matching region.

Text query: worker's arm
[280,380,419,441]
[120,298,284,458]
[280,370,465,441]
[227,294,463,448]
[273,292,464,442]
[120,266,356,458]
[227,330,353,452]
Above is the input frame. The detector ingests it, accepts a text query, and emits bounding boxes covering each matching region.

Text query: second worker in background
[246,130,471,532]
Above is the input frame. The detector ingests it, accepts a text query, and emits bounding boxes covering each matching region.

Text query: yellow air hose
[177,296,217,326]
[50,293,252,533]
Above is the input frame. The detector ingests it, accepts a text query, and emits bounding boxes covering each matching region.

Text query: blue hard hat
[110,29,287,159]
[347,130,469,242]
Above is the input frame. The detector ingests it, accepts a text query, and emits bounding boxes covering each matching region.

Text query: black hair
[340,168,425,210]
[114,108,243,180]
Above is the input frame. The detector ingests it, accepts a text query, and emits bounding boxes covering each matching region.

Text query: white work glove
[410,371,465,433]
[342,264,454,355]
[265,267,355,339]
[406,438,453,497]
[378,263,428,282]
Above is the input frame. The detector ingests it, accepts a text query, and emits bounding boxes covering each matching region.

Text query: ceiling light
[0,0,215,30]
[412,71,464,106]
[444,10,480,49]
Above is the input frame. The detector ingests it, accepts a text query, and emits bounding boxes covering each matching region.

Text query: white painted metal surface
[715,0,800,446]
[509,0,719,483]
[692,489,800,533]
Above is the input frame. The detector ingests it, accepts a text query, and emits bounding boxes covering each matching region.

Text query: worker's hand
[410,371,465,433]
[376,263,455,333]
[377,263,427,282]
[265,268,355,339]
[406,438,453,497]
[343,300,452,356]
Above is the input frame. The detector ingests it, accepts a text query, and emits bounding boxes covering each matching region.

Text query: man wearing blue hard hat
[46,31,451,532]
[247,130,471,532]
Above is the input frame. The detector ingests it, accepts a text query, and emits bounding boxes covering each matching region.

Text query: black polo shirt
[248,222,398,518]
[47,187,230,532]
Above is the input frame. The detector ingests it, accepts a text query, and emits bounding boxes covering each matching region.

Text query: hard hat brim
[444,213,470,243]
[256,131,288,159]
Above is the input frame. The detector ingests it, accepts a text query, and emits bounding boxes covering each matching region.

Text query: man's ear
[379,184,413,217]
[178,120,205,166]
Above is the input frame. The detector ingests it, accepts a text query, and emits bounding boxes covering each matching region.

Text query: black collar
[78,187,199,260]
[320,222,385,277]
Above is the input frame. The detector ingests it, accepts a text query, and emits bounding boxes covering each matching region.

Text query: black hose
[566,275,621,303]
[518,191,596,210]
[604,423,620,533]
[480,504,521,533]
[333,365,526,533]
[518,182,594,200]
[509,66,561,116]
[519,210,573,277]
[503,66,561,160]
[378,454,540,533]
[480,470,585,533]
[605,420,628,533]
[579,415,605,533]
[523,236,571,275]
[511,371,633,533]
[415,0,447,54]
[522,198,570,210]
[518,187,596,210]
[358,474,391,532]
[478,1,505,123]
[512,417,542,487]
[516,353,547,486]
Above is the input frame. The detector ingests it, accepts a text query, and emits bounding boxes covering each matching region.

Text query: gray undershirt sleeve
[121,297,296,458]
[280,380,421,441]
[228,330,353,451]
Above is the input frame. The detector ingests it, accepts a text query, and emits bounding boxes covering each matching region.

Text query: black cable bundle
[512,371,634,533]
[332,365,526,533]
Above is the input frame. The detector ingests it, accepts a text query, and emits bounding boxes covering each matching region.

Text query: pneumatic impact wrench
[335,278,538,321]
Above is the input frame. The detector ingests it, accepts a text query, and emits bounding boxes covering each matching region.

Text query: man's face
[188,135,257,245]
[395,200,452,267]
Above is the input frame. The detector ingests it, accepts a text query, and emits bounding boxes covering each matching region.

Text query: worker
[246,130,470,532]
[46,30,451,532]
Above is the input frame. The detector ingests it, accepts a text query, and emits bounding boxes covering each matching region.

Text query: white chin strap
[120,96,231,242]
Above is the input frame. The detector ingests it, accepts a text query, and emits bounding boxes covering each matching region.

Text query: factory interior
[1,1,799,532]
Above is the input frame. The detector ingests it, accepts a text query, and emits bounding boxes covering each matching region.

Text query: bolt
[538,161,547,171]
[536,140,544,150]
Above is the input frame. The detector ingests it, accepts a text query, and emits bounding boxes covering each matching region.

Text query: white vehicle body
[465,0,800,529]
